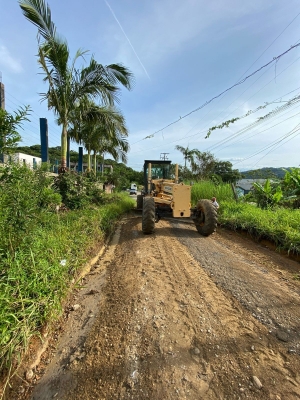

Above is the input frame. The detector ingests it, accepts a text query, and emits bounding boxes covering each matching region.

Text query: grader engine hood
[159,182,191,218]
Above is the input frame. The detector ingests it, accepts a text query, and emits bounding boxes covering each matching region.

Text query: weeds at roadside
[0,177,134,395]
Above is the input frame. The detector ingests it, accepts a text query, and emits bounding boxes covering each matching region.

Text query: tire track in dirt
[170,219,300,352]
[7,214,300,400]
[61,216,300,400]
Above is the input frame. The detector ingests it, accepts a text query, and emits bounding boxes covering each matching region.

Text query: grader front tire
[194,199,218,236]
[142,197,155,234]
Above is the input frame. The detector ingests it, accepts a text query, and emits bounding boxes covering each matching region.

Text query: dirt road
[13,214,300,400]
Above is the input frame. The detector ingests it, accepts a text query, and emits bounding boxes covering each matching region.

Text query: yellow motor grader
[137,160,218,235]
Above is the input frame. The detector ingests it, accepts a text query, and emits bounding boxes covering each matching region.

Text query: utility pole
[0,72,4,110]
[160,153,169,161]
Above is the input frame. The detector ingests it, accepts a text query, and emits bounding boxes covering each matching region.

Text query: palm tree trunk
[60,125,68,172]
[87,147,91,171]
[102,152,104,176]
[93,151,97,176]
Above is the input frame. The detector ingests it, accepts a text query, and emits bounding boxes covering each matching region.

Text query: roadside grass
[0,193,134,382]
[191,181,300,255]
[218,201,300,255]
[191,181,234,205]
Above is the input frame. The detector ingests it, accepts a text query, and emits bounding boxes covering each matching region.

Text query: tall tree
[19,0,133,171]
[68,104,129,173]
[175,145,199,168]
[192,151,217,180]
[213,161,241,183]
[0,106,31,155]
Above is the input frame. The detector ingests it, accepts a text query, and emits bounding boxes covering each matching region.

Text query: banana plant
[253,179,283,208]
[283,168,300,197]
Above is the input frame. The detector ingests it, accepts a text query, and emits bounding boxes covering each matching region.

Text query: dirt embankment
[8,214,300,400]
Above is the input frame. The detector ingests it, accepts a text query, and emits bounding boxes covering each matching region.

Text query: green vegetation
[68,101,130,173]
[19,0,133,170]
[175,146,241,183]
[0,106,31,155]
[1,160,299,388]
[13,145,144,190]
[218,202,300,254]
[249,167,300,209]
[191,179,300,255]
[191,181,234,206]
[0,163,134,381]
[241,167,291,179]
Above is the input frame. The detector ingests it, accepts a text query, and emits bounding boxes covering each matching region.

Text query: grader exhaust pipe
[147,162,152,194]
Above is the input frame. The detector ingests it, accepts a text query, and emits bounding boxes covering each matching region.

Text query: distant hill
[241,167,292,179]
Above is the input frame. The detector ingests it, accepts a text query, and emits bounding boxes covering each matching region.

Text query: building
[235,179,266,196]
[11,152,42,169]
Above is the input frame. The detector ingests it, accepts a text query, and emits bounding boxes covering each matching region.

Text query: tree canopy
[0,106,31,155]
[19,0,134,171]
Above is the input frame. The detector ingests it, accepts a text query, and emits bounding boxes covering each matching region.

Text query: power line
[135,42,300,143]
[233,122,300,166]
[236,11,300,81]
[205,97,300,153]
[251,127,300,167]
[130,86,300,156]
[213,53,300,127]
[176,14,300,143]
[168,47,300,149]
[211,105,300,154]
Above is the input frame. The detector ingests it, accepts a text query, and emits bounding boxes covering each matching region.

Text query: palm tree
[19,0,133,171]
[94,135,129,176]
[174,145,199,168]
[68,103,129,173]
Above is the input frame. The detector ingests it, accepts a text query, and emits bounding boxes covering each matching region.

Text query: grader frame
[137,160,218,236]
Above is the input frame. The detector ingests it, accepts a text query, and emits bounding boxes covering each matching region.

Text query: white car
[130,189,137,195]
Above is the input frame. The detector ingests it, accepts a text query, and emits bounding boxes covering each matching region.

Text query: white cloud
[0,45,23,74]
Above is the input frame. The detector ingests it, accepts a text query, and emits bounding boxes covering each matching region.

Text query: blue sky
[1,0,300,171]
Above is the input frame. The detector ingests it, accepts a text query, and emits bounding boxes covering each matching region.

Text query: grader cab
[137,160,218,235]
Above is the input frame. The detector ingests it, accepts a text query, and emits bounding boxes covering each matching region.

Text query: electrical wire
[133,42,300,143]
[175,15,300,145]
[205,97,300,153]
[130,86,300,156]
[233,122,300,166]
[211,105,300,154]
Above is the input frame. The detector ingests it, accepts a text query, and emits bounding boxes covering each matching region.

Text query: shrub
[53,172,104,209]
[0,163,61,252]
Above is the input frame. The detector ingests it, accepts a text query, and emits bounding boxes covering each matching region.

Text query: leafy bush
[53,172,104,209]
[0,163,61,252]
[252,179,283,209]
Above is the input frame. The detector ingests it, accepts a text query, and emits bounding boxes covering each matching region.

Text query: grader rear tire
[136,194,143,209]
[194,199,218,236]
[142,197,155,234]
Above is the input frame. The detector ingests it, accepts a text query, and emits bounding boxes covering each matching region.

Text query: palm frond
[19,0,56,42]
[106,63,134,90]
